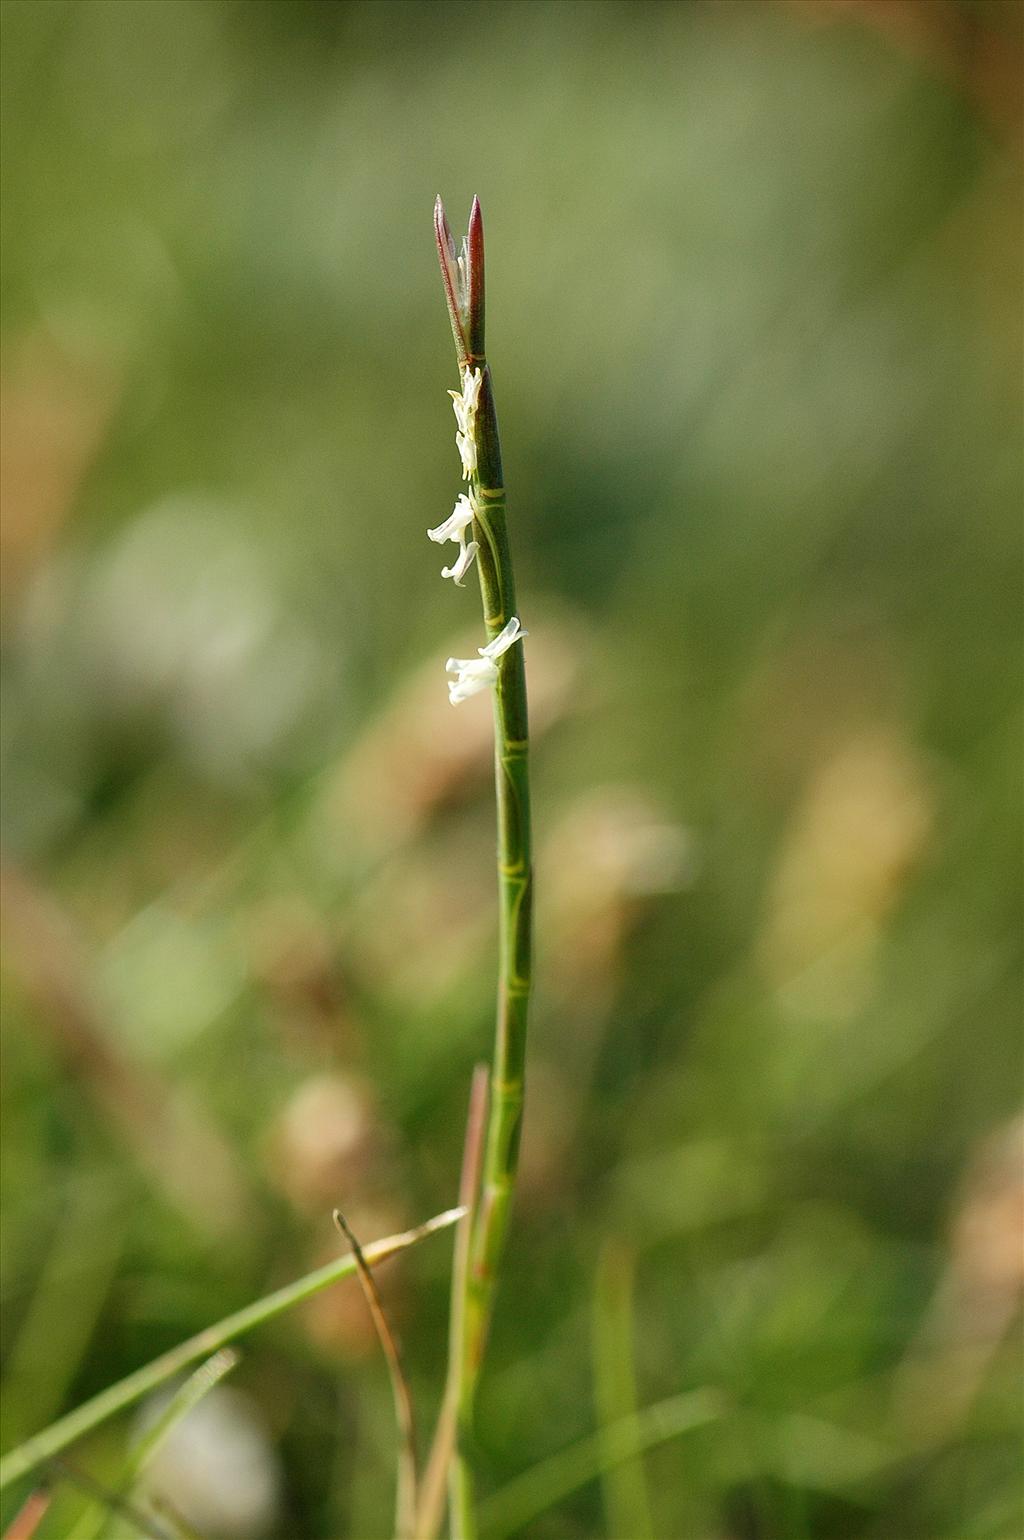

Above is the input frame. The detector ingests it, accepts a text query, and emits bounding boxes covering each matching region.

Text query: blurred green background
[2,1,1021,1536]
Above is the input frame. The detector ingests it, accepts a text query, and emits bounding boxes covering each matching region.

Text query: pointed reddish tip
[466,198,485,357]
[434,193,468,366]
[468,196,484,255]
[468,198,483,255]
[434,195,453,256]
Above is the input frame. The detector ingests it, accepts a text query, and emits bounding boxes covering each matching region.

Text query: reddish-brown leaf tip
[466,197,485,358]
[434,193,469,367]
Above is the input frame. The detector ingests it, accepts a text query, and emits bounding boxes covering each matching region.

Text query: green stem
[592,1242,654,1540]
[416,1066,488,1540]
[449,1455,477,1540]
[0,1207,464,1493]
[452,361,533,1531]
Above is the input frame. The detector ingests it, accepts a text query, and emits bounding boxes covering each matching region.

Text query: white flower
[456,237,470,314]
[461,365,482,415]
[457,439,476,479]
[427,493,479,585]
[427,493,475,547]
[449,367,482,479]
[446,616,528,705]
[445,655,495,705]
[478,615,527,658]
[442,540,479,586]
[455,431,477,479]
[448,370,479,435]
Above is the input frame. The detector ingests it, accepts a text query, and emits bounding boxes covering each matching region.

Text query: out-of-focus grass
[1,2,1021,1536]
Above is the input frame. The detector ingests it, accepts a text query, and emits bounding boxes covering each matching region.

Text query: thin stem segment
[435,197,533,1537]
[417,1065,489,1540]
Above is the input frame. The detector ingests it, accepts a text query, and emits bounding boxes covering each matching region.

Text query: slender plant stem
[449,1456,476,1540]
[0,1208,464,1493]
[457,375,532,1539]
[592,1241,655,1540]
[416,1065,489,1540]
[435,198,534,1538]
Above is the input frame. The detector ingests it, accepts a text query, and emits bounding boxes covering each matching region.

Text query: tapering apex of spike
[434,195,485,368]
[466,195,485,359]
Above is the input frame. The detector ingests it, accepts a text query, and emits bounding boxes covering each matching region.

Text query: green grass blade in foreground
[1,1190,122,1456]
[477,1388,726,1540]
[592,1241,654,1540]
[0,1207,465,1492]
[66,1348,239,1540]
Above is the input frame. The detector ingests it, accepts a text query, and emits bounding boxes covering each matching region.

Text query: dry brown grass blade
[2,1489,51,1540]
[333,1210,419,1540]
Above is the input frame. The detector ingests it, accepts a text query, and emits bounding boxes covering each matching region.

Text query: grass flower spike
[430,196,533,1539]
[428,493,480,585]
[450,367,482,428]
[434,194,484,365]
[450,367,482,478]
[446,617,528,704]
